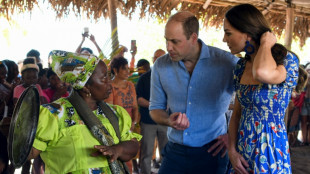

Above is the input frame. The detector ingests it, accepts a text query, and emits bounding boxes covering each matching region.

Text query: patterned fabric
[33,97,141,174]
[228,52,299,174]
[105,81,137,120]
[49,50,101,90]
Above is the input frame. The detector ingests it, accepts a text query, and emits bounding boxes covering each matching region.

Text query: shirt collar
[198,39,211,60]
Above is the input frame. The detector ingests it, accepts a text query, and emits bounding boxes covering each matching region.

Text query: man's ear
[191,32,198,43]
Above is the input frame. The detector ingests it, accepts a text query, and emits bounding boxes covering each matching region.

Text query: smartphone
[130,40,136,53]
[83,27,89,37]
[83,27,89,34]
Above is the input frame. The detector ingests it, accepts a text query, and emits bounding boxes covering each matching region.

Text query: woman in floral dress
[223,4,299,174]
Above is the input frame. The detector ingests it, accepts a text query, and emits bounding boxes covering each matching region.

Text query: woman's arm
[252,32,286,84]
[228,98,249,174]
[89,35,102,54]
[93,139,139,162]
[228,97,241,152]
[76,34,87,53]
[28,147,41,160]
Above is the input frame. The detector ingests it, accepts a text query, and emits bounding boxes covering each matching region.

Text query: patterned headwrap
[50,50,102,90]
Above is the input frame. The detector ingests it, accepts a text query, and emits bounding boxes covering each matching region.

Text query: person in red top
[43,68,70,102]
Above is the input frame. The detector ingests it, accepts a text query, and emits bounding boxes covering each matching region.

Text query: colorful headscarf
[50,50,102,90]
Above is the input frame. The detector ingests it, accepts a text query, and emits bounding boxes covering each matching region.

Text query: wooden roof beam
[203,0,213,9]
[262,2,274,15]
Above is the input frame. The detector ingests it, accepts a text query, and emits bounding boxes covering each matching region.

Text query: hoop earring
[244,41,255,55]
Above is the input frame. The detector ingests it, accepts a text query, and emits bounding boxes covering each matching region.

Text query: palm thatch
[1,0,310,47]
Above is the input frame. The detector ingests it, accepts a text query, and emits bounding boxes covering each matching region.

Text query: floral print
[229,52,299,174]
[49,50,101,90]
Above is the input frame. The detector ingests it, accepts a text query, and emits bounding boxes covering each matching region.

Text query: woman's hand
[228,149,249,174]
[260,31,276,48]
[92,145,123,162]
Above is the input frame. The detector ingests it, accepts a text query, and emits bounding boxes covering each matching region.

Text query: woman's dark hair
[81,47,93,54]
[38,68,47,78]
[47,68,57,79]
[2,59,18,83]
[0,61,8,71]
[295,66,308,94]
[225,4,287,65]
[110,57,128,75]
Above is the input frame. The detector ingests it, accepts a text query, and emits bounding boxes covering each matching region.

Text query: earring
[86,92,92,97]
[244,41,255,55]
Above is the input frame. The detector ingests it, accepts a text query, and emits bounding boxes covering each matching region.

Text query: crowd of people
[0,3,309,174]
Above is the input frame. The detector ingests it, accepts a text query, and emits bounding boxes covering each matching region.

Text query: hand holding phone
[83,27,89,37]
[130,40,137,54]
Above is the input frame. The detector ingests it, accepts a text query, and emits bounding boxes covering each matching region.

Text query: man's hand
[207,134,228,157]
[92,145,123,162]
[168,112,190,130]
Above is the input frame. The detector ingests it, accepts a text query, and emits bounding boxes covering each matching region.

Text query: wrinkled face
[0,67,8,83]
[165,21,195,62]
[223,18,248,55]
[87,61,112,101]
[22,69,38,87]
[49,74,62,89]
[115,64,130,80]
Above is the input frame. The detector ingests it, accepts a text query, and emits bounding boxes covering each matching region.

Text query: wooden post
[108,0,119,54]
[284,7,294,50]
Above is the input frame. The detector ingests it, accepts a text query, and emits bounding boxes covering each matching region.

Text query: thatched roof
[1,0,310,47]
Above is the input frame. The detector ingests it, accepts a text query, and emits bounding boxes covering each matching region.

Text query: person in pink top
[13,58,48,105]
[43,68,70,102]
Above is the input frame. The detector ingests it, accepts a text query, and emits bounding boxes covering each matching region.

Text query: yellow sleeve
[33,106,59,151]
[110,104,142,142]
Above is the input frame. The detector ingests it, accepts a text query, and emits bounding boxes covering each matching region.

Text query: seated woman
[28,50,141,174]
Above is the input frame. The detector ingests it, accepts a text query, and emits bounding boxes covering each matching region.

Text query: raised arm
[89,35,102,54]
[252,32,286,84]
[76,33,88,53]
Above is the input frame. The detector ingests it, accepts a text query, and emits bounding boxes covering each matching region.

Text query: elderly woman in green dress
[28,50,141,174]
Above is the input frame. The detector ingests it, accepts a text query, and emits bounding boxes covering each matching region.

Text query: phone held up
[83,27,89,37]
[130,40,137,53]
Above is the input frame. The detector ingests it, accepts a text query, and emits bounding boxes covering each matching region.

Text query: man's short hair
[137,59,150,68]
[27,49,41,63]
[168,11,199,39]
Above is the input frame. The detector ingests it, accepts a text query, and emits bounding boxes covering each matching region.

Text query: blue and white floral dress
[229,52,299,174]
